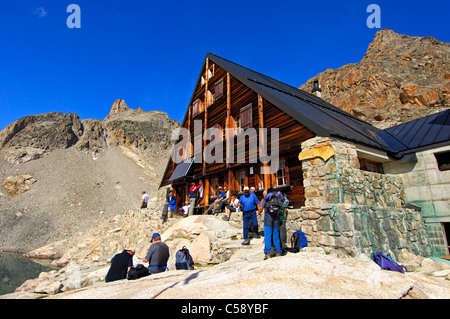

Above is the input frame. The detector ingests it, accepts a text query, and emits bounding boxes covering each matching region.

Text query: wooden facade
[160,56,316,209]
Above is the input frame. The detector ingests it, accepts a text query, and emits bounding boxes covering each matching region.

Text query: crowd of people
[175,181,289,260]
[106,183,290,283]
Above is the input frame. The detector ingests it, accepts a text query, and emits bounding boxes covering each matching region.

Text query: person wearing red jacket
[187,181,202,217]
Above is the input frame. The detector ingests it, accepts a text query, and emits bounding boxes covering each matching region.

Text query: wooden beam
[203,58,209,176]
[258,94,264,129]
[226,72,231,168]
[204,178,210,206]
[187,98,192,160]
[228,169,235,194]
[258,94,271,190]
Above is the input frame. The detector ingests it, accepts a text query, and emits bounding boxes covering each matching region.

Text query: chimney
[311,79,322,98]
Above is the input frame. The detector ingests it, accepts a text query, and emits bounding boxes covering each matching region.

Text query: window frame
[276,160,288,187]
[240,103,253,130]
[435,151,450,171]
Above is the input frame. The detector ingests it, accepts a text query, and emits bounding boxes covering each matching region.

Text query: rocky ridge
[300,29,450,129]
[0,100,179,252]
[0,99,179,166]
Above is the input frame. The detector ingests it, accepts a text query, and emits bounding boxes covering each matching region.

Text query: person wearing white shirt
[141,191,149,209]
[223,193,239,221]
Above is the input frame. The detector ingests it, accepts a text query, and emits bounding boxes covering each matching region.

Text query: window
[435,151,450,171]
[201,65,215,86]
[276,160,287,186]
[237,169,247,192]
[214,78,224,100]
[192,99,202,118]
[210,177,219,197]
[194,133,202,156]
[443,223,450,256]
[359,158,384,174]
[240,104,253,129]
[206,89,214,107]
[209,124,223,143]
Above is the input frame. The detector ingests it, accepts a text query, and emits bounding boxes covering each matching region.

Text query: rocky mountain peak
[105,99,145,120]
[109,99,131,115]
[300,29,450,128]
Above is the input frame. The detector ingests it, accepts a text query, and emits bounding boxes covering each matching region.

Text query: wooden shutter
[215,78,224,100]
[240,103,253,129]
[192,99,200,118]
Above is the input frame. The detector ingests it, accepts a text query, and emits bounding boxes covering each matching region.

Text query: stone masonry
[284,136,432,259]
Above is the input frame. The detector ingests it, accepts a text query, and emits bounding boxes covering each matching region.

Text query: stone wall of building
[289,136,432,259]
[384,145,450,257]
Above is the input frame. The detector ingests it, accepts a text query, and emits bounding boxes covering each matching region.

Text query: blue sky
[0,1,449,130]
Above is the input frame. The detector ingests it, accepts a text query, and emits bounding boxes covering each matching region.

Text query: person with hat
[143,233,170,274]
[238,186,260,245]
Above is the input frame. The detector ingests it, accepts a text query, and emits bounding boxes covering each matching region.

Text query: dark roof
[381,109,450,155]
[204,53,395,152]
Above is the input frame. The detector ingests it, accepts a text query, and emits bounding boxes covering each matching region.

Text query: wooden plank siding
[160,61,316,208]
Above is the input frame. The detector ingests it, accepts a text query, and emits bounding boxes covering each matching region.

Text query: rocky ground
[1,212,450,299]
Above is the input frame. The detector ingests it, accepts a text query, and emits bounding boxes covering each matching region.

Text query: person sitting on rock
[162,190,177,223]
[206,186,228,215]
[105,249,135,283]
[143,233,170,274]
[223,193,239,221]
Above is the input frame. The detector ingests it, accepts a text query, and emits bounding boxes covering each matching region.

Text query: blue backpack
[175,246,195,270]
[371,252,408,273]
[288,231,307,253]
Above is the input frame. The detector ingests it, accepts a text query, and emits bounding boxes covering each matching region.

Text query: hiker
[198,180,204,205]
[217,186,230,213]
[238,186,260,245]
[187,182,202,216]
[206,186,228,214]
[180,200,190,217]
[162,190,176,222]
[223,193,239,221]
[258,189,287,259]
[141,191,149,209]
[105,249,135,283]
[143,233,170,274]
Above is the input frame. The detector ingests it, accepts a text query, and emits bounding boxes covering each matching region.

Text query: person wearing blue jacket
[162,190,177,223]
[238,186,260,245]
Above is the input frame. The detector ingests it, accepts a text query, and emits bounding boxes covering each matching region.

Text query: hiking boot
[222,215,230,221]
[264,253,271,260]
[241,239,250,245]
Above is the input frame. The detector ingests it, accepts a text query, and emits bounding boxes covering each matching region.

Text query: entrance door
[443,223,450,257]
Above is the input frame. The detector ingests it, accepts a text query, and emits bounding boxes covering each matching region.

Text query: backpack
[127,264,150,280]
[175,246,195,270]
[266,193,283,218]
[371,252,408,273]
[287,231,307,253]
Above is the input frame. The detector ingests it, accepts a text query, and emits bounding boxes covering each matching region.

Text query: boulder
[398,249,424,272]
[2,174,36,196]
